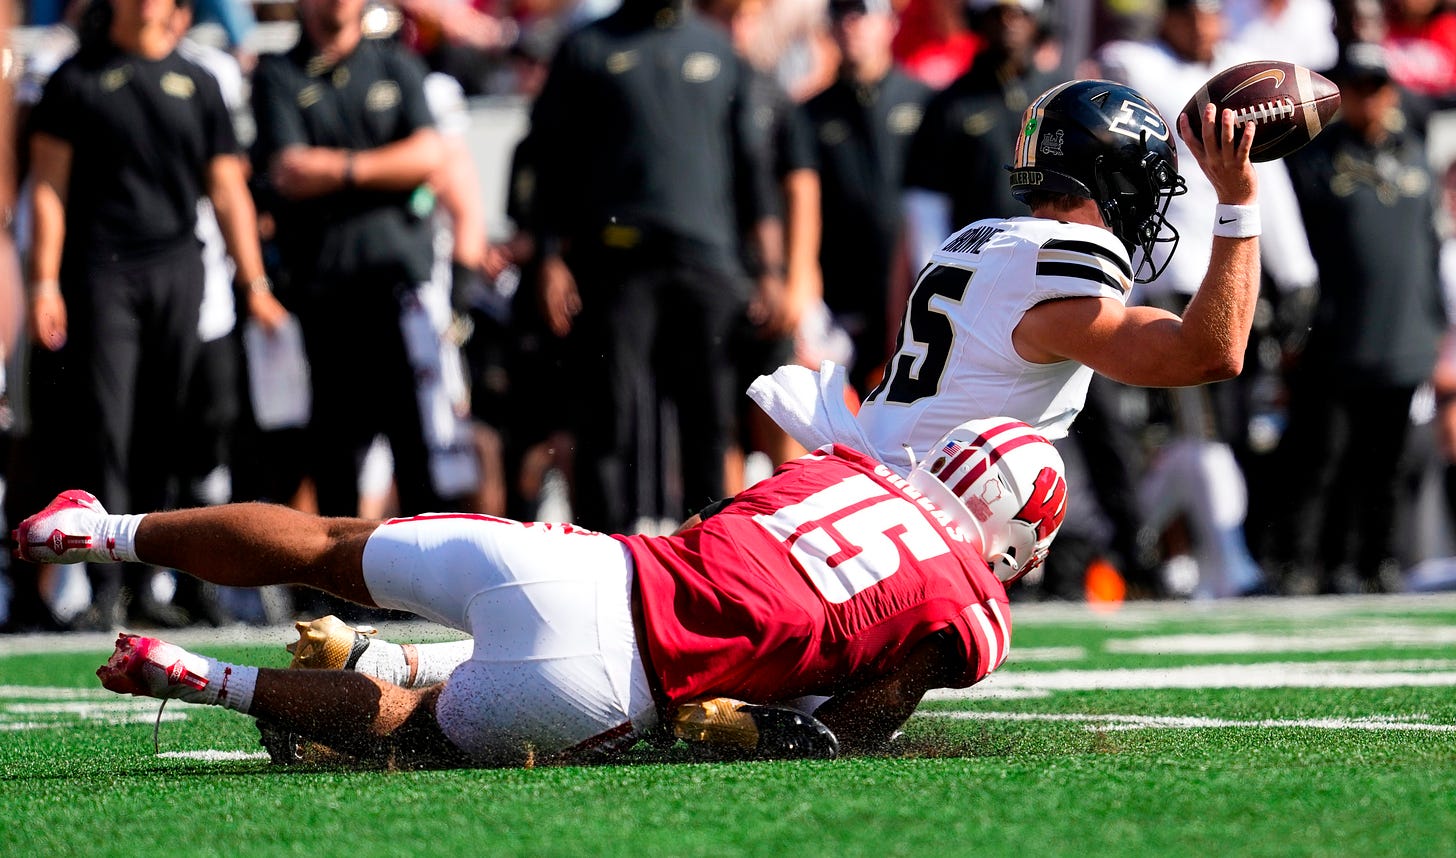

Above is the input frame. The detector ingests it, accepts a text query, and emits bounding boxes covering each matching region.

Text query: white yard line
[924,710,1456,733]
[926,658,1456,699]
[155,750,271,761]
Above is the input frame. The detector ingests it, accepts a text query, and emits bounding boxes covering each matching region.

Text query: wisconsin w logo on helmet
[906,418,1068,584]
[1010,466,1068,576]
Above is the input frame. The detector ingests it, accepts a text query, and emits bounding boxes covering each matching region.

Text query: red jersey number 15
[753,474,951,603]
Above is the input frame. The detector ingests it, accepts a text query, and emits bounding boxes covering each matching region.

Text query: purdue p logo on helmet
[907,418,1068,584]
[1009,79,1188,283]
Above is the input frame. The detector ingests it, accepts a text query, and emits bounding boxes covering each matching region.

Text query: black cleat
[674,698,839,761]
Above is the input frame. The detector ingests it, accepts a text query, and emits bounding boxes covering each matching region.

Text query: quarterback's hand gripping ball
[1181,60,1341,161]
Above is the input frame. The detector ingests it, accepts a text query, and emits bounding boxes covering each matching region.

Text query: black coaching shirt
[31,45,237,265]
[802,69,931,321]
[904,58,1059,229]
[530,6,775,273]
[251,37,436,289]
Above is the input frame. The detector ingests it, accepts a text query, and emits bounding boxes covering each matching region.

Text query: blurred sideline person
[1273,43,1446,593]
[22,418,1068,766]
[529,0,788,532]
[804,0,931,396]
[250,0,450,523]
[22,0,277,628]
[902,0,1056,266]
[750,79,1263,600]
[697,0,822,493]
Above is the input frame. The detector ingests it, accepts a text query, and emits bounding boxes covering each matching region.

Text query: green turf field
[4,594,1456,857]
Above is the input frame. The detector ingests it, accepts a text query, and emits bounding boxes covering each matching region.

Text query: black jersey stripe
[1036,261,1129,294]
[1039,239,1134,278]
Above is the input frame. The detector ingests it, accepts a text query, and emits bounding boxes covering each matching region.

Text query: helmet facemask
[1093,135,1187,283]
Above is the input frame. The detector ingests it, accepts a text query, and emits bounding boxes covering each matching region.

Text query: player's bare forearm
[1178,233,1261,378]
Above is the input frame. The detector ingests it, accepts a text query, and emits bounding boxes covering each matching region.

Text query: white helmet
[907,417,1068,584]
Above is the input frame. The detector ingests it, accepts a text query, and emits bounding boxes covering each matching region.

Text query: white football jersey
[857,216,1132,461]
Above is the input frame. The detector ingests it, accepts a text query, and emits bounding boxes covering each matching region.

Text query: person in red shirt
[19,418,1066,768]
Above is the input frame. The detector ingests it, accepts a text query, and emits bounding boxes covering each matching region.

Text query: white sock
[158,645,258,713]
[203,658,258,714]
[97,513,145,563]
[352,639,473,688]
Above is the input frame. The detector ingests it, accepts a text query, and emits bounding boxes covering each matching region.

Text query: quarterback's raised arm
[1015,104,1260,388]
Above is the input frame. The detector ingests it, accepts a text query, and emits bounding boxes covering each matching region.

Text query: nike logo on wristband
[1218,217,1237,224]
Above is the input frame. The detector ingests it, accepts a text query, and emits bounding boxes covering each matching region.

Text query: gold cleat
[285,615,377,671]
[673,697,839,760]
[259,616,377,765]
[674,697,762,750]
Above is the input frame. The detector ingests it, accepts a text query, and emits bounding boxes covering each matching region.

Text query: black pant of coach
[566,245,750,534]
[294,278,444,520]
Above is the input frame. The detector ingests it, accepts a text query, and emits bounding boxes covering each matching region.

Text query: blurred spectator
[700,0,821,491]
[1276,43,1447,593]
[250,0,452,522]
[803,0,931,395]
[892,0,980,88]
[1332,0,1387,45]
[420,70,505,515]
[528,0,787,531]
[755,0,839,100]
[18,0,276,628]
[902,0,1056,267]
[1382,0,1456,96]
[0,0,35,632]
[192,0,257,52]
[172,4,271,623]
[395,0,517,94]
[1223,0,1339,71]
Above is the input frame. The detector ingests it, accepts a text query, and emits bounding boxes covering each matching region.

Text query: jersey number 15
[867,266,972,405]
[753,473,951,603]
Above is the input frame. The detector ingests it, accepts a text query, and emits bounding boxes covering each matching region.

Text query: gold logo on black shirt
[298,83,324,109]
[682,52,721,83]
[366,81,401,111]
[101,66,131,92]
[160,72,195,99]
[961,110,995,137]
[333,66,351,89]
[606,50,638,74]
[819,119,849,146]
[887,103,923,135]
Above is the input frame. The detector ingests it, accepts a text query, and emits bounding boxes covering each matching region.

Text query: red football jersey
[620,445,1011,707]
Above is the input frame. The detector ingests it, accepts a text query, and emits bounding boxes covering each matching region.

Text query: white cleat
[14,490,113,564]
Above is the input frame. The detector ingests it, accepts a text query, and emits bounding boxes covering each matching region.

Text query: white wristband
[1213,203,1260,238]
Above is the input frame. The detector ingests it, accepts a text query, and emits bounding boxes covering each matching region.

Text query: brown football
[1180,60,1341,162]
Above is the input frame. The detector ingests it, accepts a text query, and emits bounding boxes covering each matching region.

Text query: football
[1180,60,1341,162]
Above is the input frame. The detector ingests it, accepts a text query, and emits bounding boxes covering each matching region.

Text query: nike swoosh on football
[1225,68,1286,101]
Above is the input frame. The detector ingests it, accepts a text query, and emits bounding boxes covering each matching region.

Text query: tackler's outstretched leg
[98,633,473,767]
[15,490,380,605]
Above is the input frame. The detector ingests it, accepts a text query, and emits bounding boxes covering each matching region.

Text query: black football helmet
[1008,79,1187,283]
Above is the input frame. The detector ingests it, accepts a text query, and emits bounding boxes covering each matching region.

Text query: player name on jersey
[942,224,1006,256]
